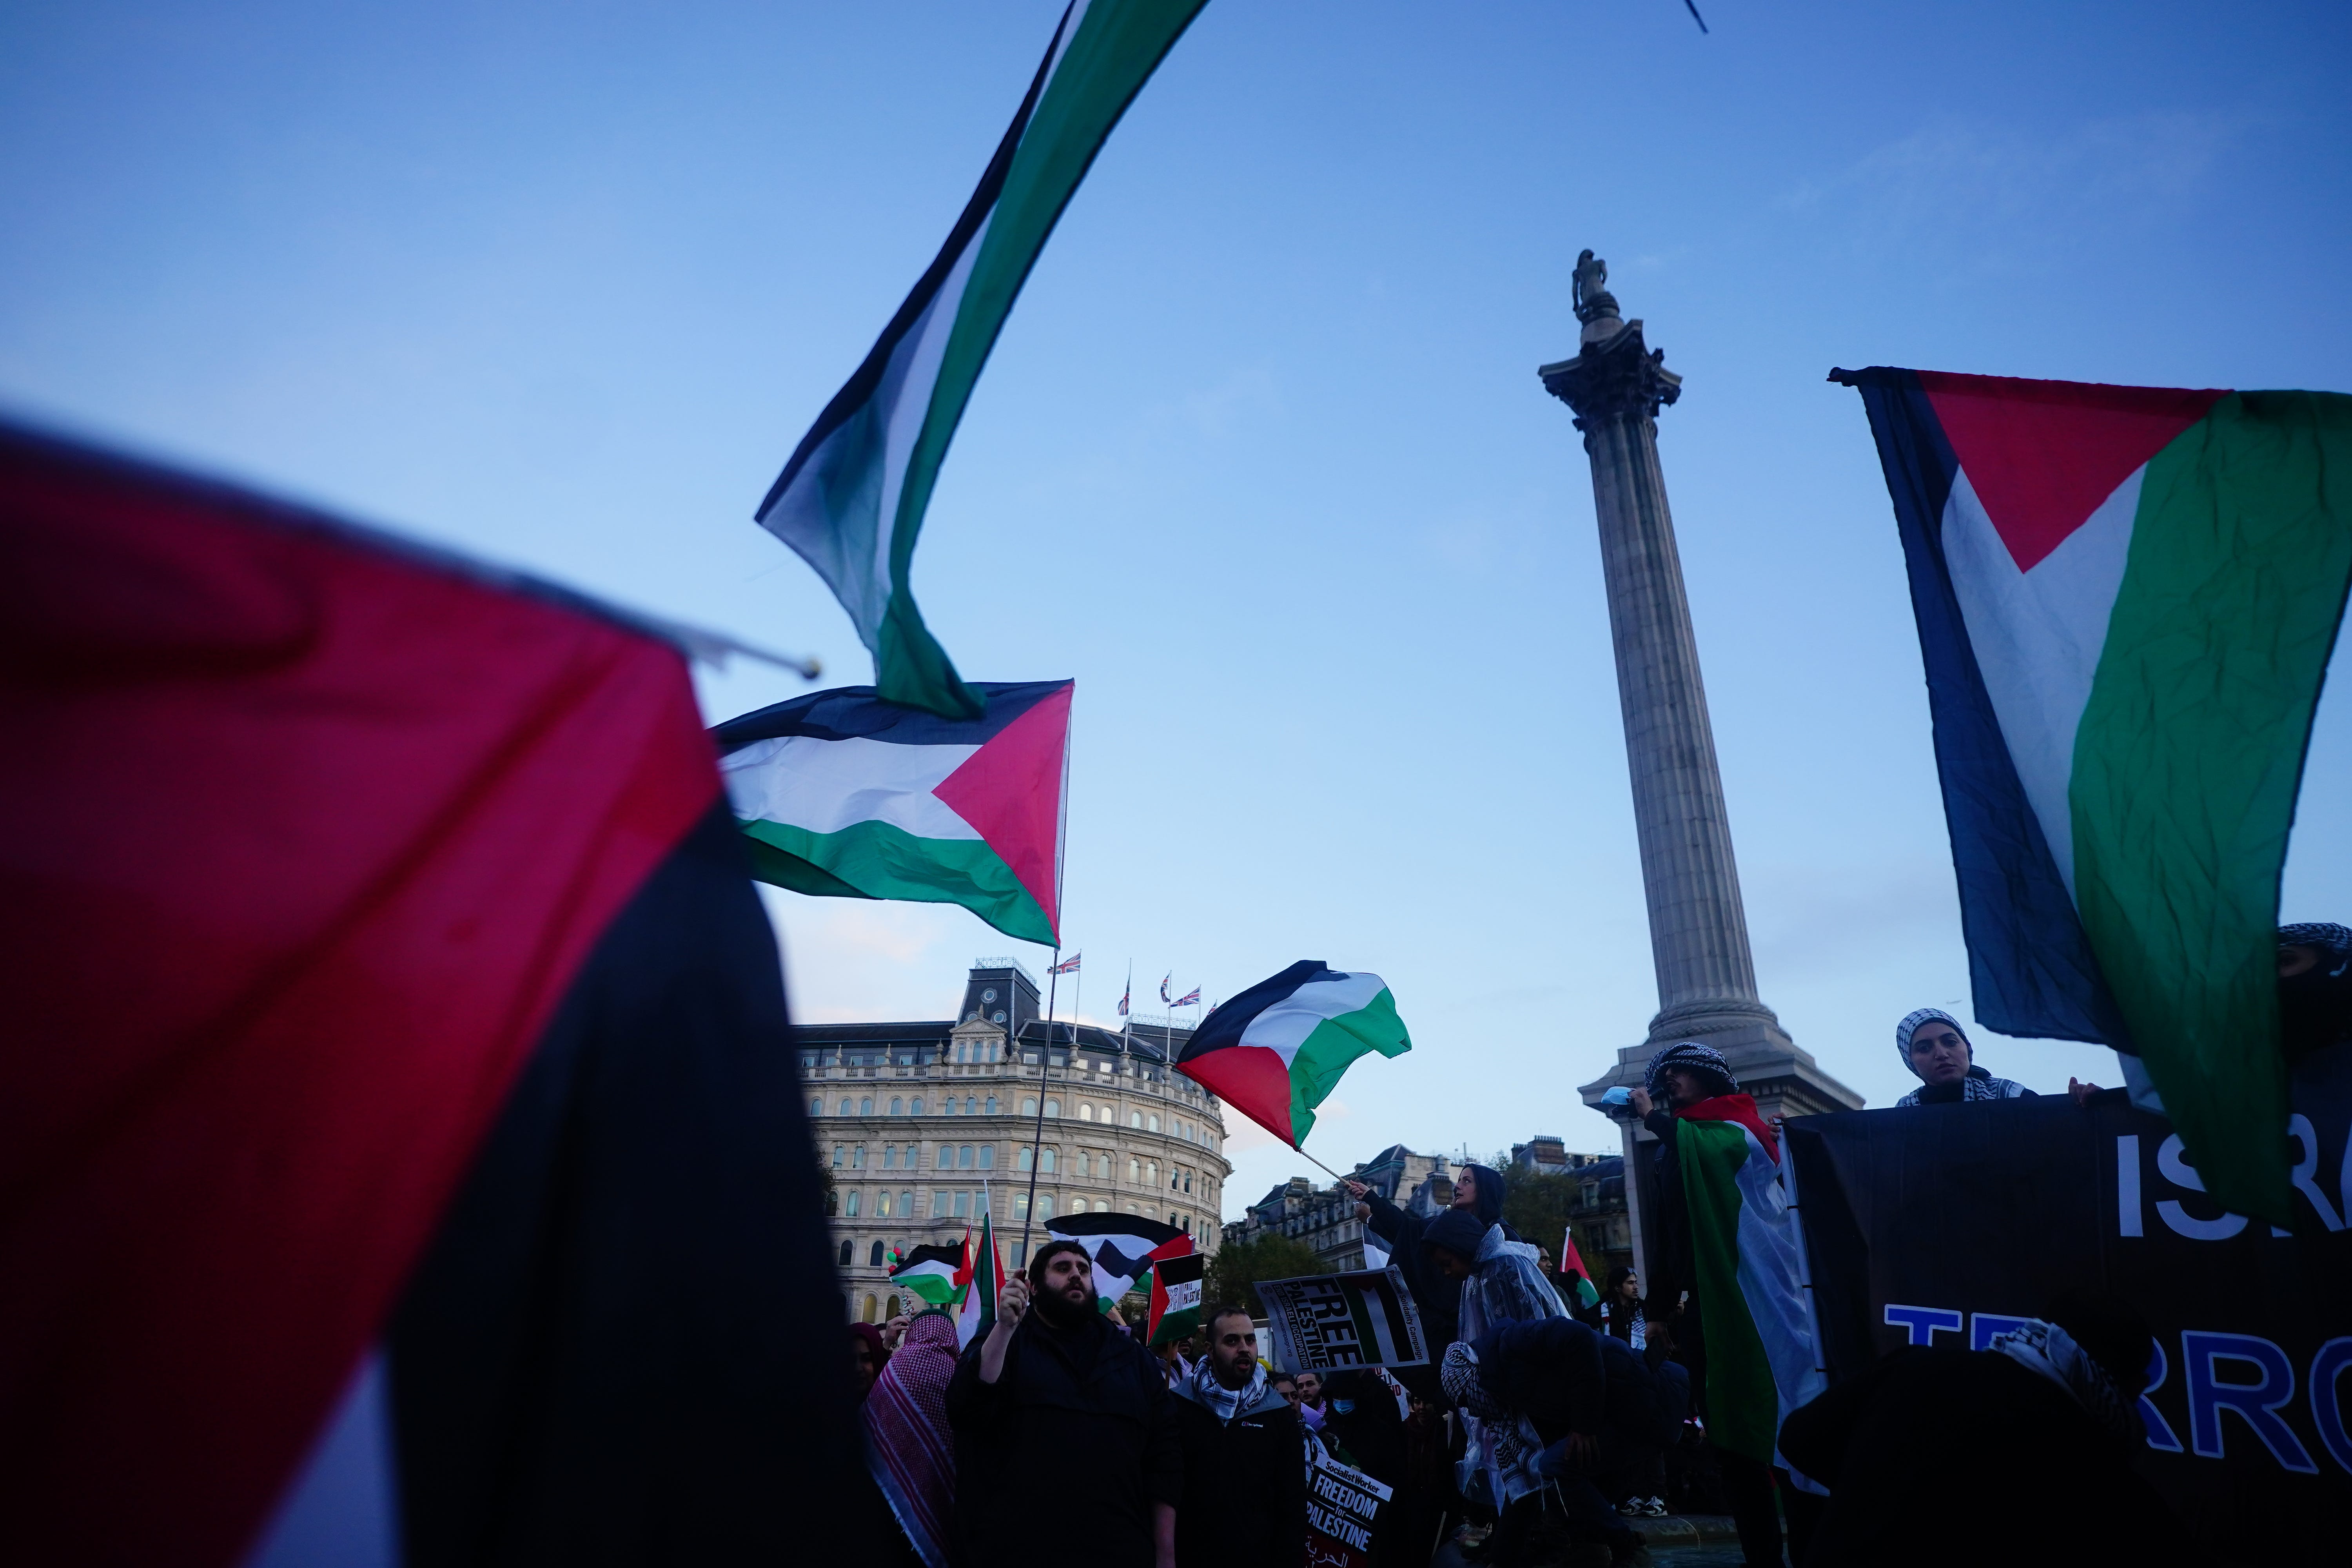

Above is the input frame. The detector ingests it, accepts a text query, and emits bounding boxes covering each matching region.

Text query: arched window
[809,1096,822,1116]
[954,1042,967,1063]
[1128,1156,1141,1182]
[1147,1114,1160,1132]
[838,1239,853,1266]
[851,1146,866,1169]
[953,1191,971,1217]
[887,1293,903,1318]
[978,1146,993,1169]
[869,1241,886,1267]
[890,1098,903,1115]
[1183,1171,1193,1193]
[906,1144,919,1167]
[911,1097,924,1115]
[1179,1214,1190,1233]
[1129,1111,1142,1129]
[883,1146,897,1170]
[832,1146,845,1167]
[1022,1097,1038,1116]
[900,1191,913,1216]
[864,1293,879,1321]
[860,1096,874,1116]
[1079,1103,1093,1122]
[1037,1194,1055,1220]
[984,1096,997,1114]
[1017,1147,1033,1171]
[1147,1161,1158,1185]
[877,1192,894,1216]
[840,1099,853,1116]
[1044,1098,1060,1118]
[824,1189,838,1216]
[1169,1169,1179,1190]
[1040,1148,1057,1173]
[845,1191,861,1216]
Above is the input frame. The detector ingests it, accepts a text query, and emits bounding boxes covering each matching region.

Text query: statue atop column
[1571,249,1619,327]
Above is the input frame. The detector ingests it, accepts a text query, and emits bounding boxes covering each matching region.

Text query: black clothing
[1362,1191,1460,1363]
[1170,1377,1307,1568]
[1906,1064,2039,1104]
[1779,1347,2187,1568]
[1473,1318,1682,1450]
[947,1307,1182,1568]
[1321,1370,1407,1486]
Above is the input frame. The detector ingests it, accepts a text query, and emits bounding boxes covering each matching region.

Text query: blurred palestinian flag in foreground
[1175,962,1412,1149]
[713,680,1071,946]
[1837,368,2352,1221]
[1145,1235,1203,1349]
[0,423,855,1567]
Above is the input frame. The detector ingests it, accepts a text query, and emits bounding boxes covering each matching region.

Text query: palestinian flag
[953,1211,1005,1349]
[1047,1211,1185,1310]
[713,679,1071,945]
[889,1243,967,1309]
[0,422,855,1566]
[1556,1229,1601,1311]
[755,0,1210,718]
[1176,962,1412,1148]
[1670,1095,1826,1470]
[1145,1235,1204,1348]
[1837,368,2352,1221]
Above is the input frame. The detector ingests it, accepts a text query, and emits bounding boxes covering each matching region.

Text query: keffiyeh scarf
[1190,1356,1270,1425]
[1987,1318,2142,1446]
[1644,1040,1738,1099]
[1441,1331,1548,1509]
[865,1311,958,1568]
[1895,1069,2030,1107]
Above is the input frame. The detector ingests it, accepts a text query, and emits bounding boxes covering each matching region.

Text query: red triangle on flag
[933,682,1073,937]
[1919,371,2225,572]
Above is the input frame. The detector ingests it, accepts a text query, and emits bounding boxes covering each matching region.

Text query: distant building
[800,959,1232,1323]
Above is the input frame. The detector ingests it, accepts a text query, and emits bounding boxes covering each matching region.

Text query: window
[984,1096,997,1114]
[887,1293,903,1318]
[1044,1098,1060,1118]
[954,1043,967,1063]
[910,1097,924,1115]
[1169,1170,1179,1190]
[877,1191,894,1216]
[1179,1214,1190,1233]
[905,1144,919,1167]
[1040,1149,1057,1173]
[840,1099,853,1116]
[860,1096,873,1116]
[845,1191,861,1216]
[889,1098,903,1115]
[958,1145,975,1169]
[1079,1103,1093,1122]
[1147,1161,1158,1185]
[965,1096,977,1115]
[1148,1114,1160,1132]
[883,1146,897,1170]
[900,1191,913,1216]
[1128,1156,1141,1182]
[870,1241,886,1267]
[851,1146,866,1169]
[1014,1192,1031,1220]
[978,1145,993,1169]
[934,1191,951,1217]
[832,1145,845,1167]
[954,1191,971,1217]
[1037,1194,1055,1219]
[1183,1172,1193,1193]
[1130,1111,1143,1129]
[1017,1147,1033,1171]
[977,1189,990,1215]
[1023,1097,1038,1116]
[864,1294,879,1321]
[838,1240,853,1266]
[809,1096,821,1116]
[824,1189,838,1217]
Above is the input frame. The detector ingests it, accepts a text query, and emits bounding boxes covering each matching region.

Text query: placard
[1258,1266,1428,1372]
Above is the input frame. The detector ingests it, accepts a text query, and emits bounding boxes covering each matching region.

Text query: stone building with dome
[803,958,1233,1323]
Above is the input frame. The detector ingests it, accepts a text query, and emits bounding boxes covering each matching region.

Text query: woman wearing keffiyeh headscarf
[865,1310,958,1568]
[1891,1009,2033,1106]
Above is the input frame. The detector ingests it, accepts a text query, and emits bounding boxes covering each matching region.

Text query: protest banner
[1258,1267,1427,1372]
[1785,1049,2352,1561]
[1303,1442,1391,1568]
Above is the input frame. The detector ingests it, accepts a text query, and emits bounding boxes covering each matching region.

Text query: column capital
[1539,319,1682,430]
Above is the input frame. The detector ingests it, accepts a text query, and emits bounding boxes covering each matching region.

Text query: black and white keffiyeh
[1644,1040,1737,1099]
[1189,1355,1269,1425]
[1893,1009,2029,1104]
[1894,1069,2030,1107]
[1987,1318,2142,1446]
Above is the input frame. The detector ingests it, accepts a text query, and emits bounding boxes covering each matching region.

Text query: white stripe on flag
[719,735,981,838]
[1236,971,1390,1066]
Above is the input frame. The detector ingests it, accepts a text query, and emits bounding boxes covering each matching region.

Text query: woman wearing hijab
[1343,1161,1515,1393]
[1893,1009,2033,1106]
[850,1322,892,1401]
[866,1310,960,1568]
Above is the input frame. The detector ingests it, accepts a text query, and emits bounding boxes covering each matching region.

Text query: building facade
[805,960,1232,1322]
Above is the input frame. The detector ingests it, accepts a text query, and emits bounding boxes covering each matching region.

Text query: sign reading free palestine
[1258,1267,1428,1372]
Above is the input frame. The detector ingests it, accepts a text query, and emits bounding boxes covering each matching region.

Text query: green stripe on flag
[2070,391,2352,1223]
[1285,987,1413,1146]
[739,817,1052,944]
[1675,1119,1782,1466]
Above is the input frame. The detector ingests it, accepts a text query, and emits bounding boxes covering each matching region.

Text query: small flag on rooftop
[1050,953,1082,975]
[1172,986,1201,1007]
[1175,962,1412,1150]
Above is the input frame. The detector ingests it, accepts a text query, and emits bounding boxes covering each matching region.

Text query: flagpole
[1018,717,1075,1267]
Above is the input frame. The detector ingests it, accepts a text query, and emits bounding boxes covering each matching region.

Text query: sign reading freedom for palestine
[1304,1444,1391,1568]
[1258,1268,1428,1372]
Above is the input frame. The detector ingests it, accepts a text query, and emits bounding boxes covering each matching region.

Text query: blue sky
[5,1,2348,1217]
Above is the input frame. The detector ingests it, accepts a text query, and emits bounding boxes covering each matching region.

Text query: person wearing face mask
[1891,1009,2033,1106]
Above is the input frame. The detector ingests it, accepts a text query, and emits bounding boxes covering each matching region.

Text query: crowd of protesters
[839,923,2347,1568]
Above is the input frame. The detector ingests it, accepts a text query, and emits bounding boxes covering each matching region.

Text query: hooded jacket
[1169,1374,1306,1568]
[1360,1162,1515,1358]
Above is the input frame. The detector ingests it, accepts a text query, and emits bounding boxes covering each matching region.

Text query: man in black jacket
[1170,1303,1305,1568]
[947,1241,1182,1568]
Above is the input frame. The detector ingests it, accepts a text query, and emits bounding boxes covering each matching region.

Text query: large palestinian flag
[1669,1095,1826,1471]
[1176,962,1412,1148]
[713,679,1071,944]
[1047,1211,1185,1310]
[1837,368,2352,1221]
[0,421,856,1567]
[755,0,1210,718]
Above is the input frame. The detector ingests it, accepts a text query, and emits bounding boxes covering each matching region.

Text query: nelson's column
[1546,251,1859,1278]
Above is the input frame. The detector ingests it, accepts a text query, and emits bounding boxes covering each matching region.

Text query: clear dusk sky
[5,1,2348,1217]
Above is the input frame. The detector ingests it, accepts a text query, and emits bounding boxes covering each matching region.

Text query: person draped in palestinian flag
[1628,1041,1829,1568]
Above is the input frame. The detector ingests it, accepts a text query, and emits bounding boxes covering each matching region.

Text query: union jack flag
[1117,984,1130,1016]
[1049,953,1081,975]
[1172,987,1201,1007]
[1159,973,1173,1004]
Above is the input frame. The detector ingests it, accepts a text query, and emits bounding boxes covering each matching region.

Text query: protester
[882,1312,913,1351]
[1598,1268,1645,1352]
[1272,1371,1300,1408]
[1626,1041,1813,1568]
[1778,1295,2187,1567]
[947,1243,1182,1568]
[851,1321,891,1401]
[1423,1205,1568,1543]
[1345,1160,1515,1386]
[867,1309,960,1568]
[1170,1304,1307,1568]
[1891,1008,2032,1105]
[1324,1367,1420,1568]
[1448,1313,1693,1567]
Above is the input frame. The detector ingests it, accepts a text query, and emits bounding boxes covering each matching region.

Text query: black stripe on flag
[1179,960,1345,1060]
